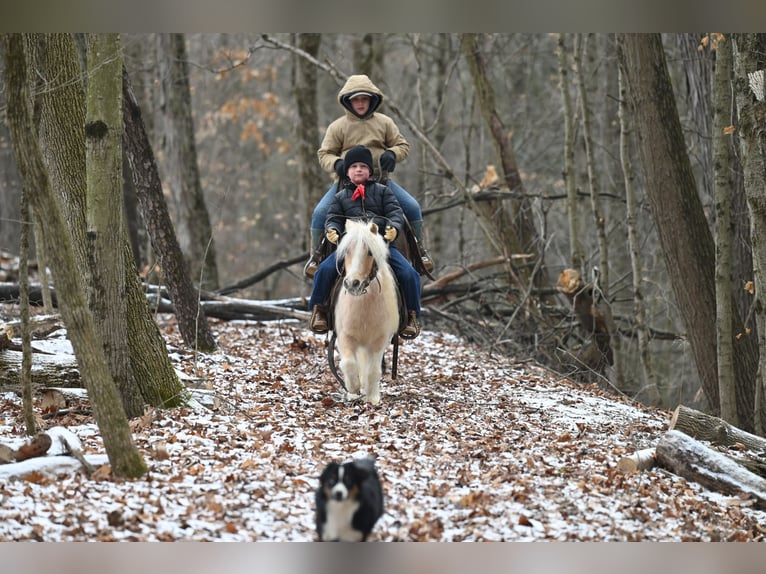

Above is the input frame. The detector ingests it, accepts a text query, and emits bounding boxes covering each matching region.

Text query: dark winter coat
[325,179,406,238]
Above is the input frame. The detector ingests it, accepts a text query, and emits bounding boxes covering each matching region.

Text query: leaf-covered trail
[0,317,763,541]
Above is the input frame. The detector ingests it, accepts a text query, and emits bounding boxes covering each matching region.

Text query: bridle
[342,257,379,296]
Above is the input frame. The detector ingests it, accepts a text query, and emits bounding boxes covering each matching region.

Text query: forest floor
[0,313,765,542]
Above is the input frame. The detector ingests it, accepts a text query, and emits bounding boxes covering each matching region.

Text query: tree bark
[292,33,324,248]
[4,33,146,478]
[670,404,766,453]
[157,33,219,291]
[557,33,583,269]
[617,448,656,474]
[617,33,758,429]
[732,33,766,435]
[85,33,143,419]
[713,34,738,425]
[617,54,660,406]
[122,66,217,352]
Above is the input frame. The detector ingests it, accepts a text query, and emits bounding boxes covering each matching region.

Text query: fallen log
[669,405,766,454]
[0,348,81,388]
[617,447,656,474]
[655,430,766,509]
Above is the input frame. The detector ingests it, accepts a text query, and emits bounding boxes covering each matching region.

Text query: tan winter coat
[317,74,410,180]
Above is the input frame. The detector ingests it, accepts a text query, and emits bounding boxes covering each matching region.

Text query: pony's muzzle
[343,278,367,296]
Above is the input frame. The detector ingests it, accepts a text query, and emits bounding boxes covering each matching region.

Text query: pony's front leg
[339,355,361,398]
[363,350,383,405]
[365,355,383,405]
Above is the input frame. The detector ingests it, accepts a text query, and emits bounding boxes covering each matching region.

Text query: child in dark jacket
[308,145,421,338]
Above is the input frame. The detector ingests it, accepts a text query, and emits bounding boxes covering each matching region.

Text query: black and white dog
[315,457,384,541]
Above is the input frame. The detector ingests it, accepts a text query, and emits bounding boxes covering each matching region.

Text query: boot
[309,305,329,334]
[419,244,434,274]
[411,220,434,273]
[303,228,323,278]
[400,310,420,339]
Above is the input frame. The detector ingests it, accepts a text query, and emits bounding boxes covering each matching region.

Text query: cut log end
[617,448,657,474]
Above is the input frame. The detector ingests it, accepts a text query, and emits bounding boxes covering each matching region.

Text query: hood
[338,74,383,119]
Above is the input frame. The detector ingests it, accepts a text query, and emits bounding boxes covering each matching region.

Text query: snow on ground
[0,316,764,541]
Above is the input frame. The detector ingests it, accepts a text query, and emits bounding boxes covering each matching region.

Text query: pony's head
[337,219,390,296]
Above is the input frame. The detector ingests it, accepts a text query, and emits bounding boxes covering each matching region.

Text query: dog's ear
[319,462,339,483]
[350,459,373,480]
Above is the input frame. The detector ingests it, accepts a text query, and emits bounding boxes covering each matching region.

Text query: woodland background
[2,33,766,449]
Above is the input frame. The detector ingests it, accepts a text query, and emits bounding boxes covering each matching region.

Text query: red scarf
[351,183,365,201]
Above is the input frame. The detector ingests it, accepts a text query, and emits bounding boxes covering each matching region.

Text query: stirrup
[400,312,420,340]
[418,244,434,273]
[421,254,434,274]
[309,306,329,334]
[304,254,319,278]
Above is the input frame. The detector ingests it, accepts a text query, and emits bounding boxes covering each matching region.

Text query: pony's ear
[370,222,379,235]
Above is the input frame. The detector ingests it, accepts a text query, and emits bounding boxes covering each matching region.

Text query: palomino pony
[332,219,400,405]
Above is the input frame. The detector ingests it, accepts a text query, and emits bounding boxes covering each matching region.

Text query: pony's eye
[367,249,373,257]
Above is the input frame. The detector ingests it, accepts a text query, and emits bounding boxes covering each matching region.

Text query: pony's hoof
[345,392,361,402]
[367,394,381,405]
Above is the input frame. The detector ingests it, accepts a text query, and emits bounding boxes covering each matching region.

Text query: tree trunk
[27,34,89,272]
[617,55,660,406]
[574,33,624,392]
[617,33,758,429]
[122,66,217,352]
[713,34,738,425]
[557,33,584,270]
[3,33,146,478]
[0,58,23,252]
[157,33,219,290]
[732,33,766,434]
[292,33,324,248]
[85,34,143,419]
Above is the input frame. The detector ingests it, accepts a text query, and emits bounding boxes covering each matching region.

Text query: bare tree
[458,33,547,290]
[84,34,143,418]
[4,33,147,477]
[157,33,219,290]
[732,33,766,433]
[713,33,737,425]
[574,33,624,391]
[29,33,194,407]
[557,33,584,270]
[123,67,218,353]
[617,33,758,429]
[292,33,324,249]
[616,53,660,406]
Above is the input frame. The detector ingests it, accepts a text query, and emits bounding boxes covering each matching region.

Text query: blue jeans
[311,179,422,230]
[308,246,421,317]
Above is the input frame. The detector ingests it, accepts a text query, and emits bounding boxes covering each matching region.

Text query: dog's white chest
[322,498,362,542]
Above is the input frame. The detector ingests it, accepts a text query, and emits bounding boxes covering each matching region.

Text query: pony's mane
[336,219,390,266]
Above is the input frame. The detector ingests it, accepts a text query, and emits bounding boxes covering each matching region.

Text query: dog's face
[320,461,368,502]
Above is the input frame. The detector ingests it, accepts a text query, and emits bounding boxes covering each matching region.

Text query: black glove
[379,150,396,173]
[334,159,345,178]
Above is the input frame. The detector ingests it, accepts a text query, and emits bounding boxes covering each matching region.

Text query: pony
[332,219,400,405]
